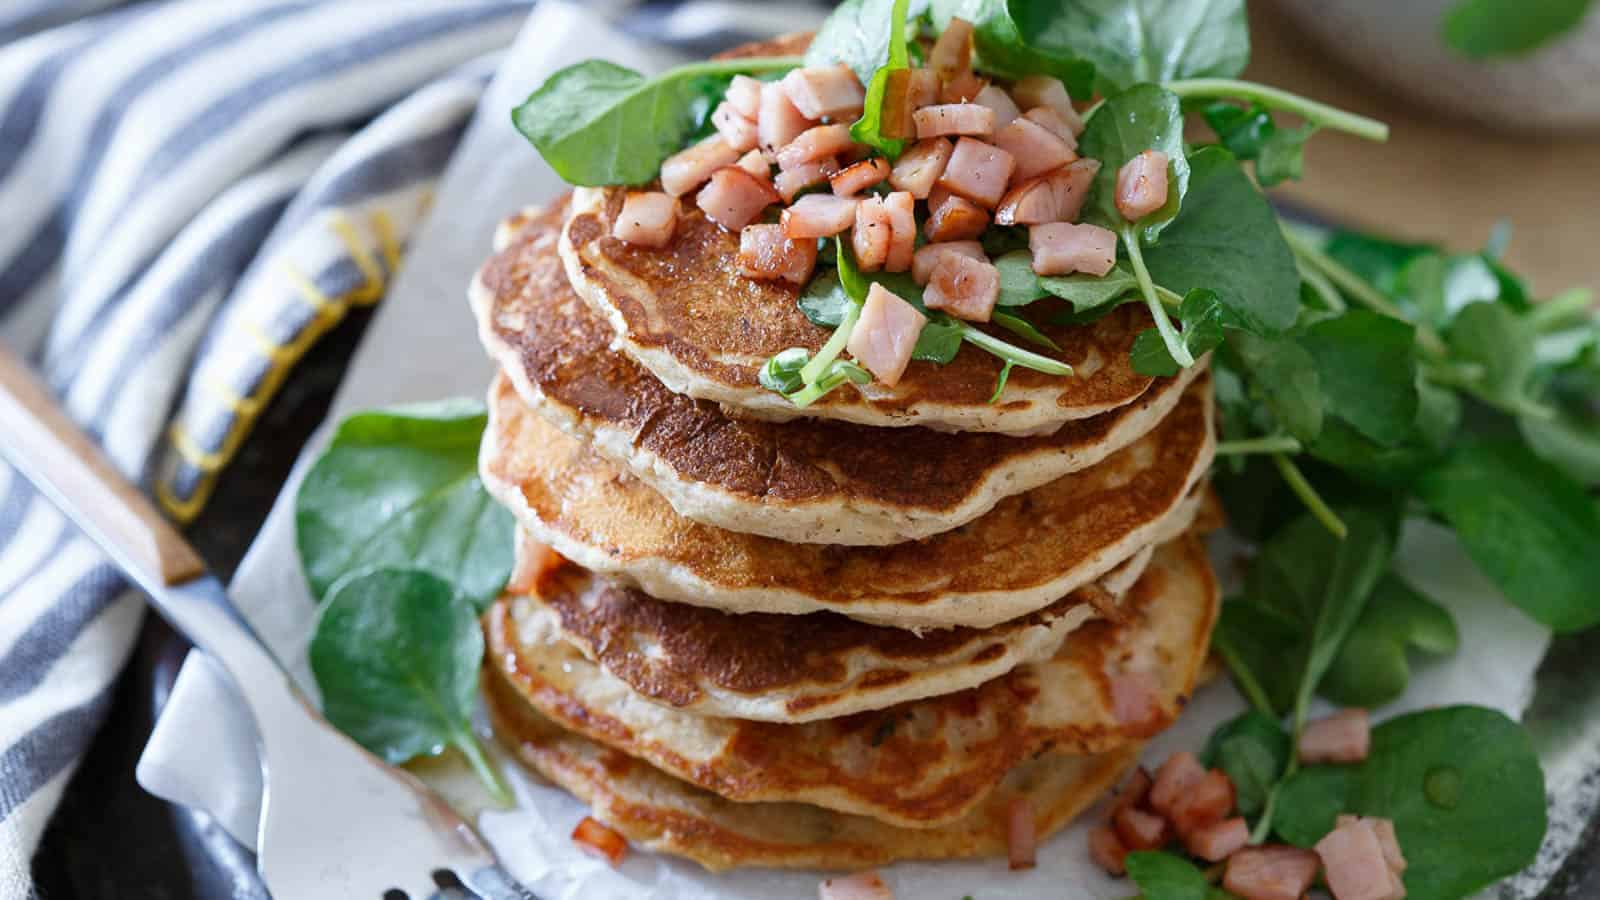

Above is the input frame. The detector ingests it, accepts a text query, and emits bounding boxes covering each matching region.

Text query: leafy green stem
[1424,363,1557,421]
[1213,633,1278,717]
[454,728,513,806]
[1271,452,1348,539]
[665,55,805,79]
[1123,224,1194,368]
[1282,225,1450,358]
[1167,78,1390,142]
[1296,257,1347,313]
[1216,434,1304,456]
[1527,286,1595,333]
[800,301,862,385]
[959,324,1074,376]
[1154,284,1186,310]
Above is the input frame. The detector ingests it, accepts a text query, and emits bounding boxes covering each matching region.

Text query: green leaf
[1446,300,1542,413]
[1323,230,1435,296]
[310,568,509,802]
[760,347,812,394]
[1298,310,1419,446]
[1130,289,1229,377]
[1078,84,1190,242]
[1415,439,1600,632]
[914,316,966,363]
[1224,332,1324,442]
[799,269,851,328]
[992,310,1061,350]
[1442,0,1594,58]
[1254,123,1315,186]
[1202,102,1313,186]
[1203,711,1292,819]
[1008,0,1249,95]
[992,250,1047,307]
[1399,253,1501,328]
[1319,574,1460,709]
[1274,706,1546,900]
[1040,265,1140,312]
[296,401,514,611]
[512,57,798,187]
[1520,397,1600,486]
[1140,147,1301,334]
[1213,597,1301,715]
[808,0,926,83]
[930,0,1096,99]
[1124,851,1218,900]
[849,0,913,158]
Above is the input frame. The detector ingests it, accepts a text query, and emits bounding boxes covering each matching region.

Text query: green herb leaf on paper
[1124,850,1228,900]
[1202,711,1292,820]
[1318,574,1460,709]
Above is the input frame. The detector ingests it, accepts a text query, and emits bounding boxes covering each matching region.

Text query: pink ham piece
[1169,770,1237,836]
[737,223,817,285]
[1007,797,1037,870]
[1299,708,1371,764]
[878,69,919,141]
[1116,149,1171,221]
[781,193,858,239]
[758,81,811,156]
[571,817,627,866]
[660,136,739,197]
[912,240,984,285]
[711,102,759,152]
[914,103,996,139]
[776,124,856,171]
[930,17,974,83]
[1149,751,1206,817]
[1224,846,1321,900]
[882,190,916,272]
[1337,817,1407,878]
[1108,767,1153,821]
[1317,818,1406,900]
[830,157,890,196]
[853,196,893,271]
[995,116,1078,180]
[924,253,1000,322]
[1030,222,1117,276]
[1025,106,1081,148]
[940,72,986,104]
[611,191,678,248]
[1113,806,1169,852]
[924,187,989,242]
[889,137,953,198]
[847,282,926,386]
[725,74,763,119]
[818,871,895,900]
[1012,75,1084,134]
[1187,817,1250,862]
[1088,824,1129,877]
[781,63,865,120]
[696,167,777,231]
[1110,669,1166,738]
[907,68,940,108]
[735,149,770,180]
[937,137,1015,208]
[996,159,1099,226]
[974,84,1021,127]
[774,156,836,203]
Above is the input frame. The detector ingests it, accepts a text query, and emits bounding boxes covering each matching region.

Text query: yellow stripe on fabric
[330,212,386,305]
[371,210,402,274]
[196,373,262,417]
[168,422,227,471]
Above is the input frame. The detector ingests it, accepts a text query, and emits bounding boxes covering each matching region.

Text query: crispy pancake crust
[479,371,1214,628]
[483,688,1141,872]
[481,536,1218,828]
[476,199,1205,545]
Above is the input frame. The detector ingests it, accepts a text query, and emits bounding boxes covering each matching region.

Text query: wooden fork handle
[0,346,205,586]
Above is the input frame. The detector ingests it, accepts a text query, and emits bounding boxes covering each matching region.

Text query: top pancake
[476,199,1204,545]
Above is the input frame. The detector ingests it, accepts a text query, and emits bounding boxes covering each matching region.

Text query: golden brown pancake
[509,533,1158,722]
[476,199,1206,546]
[481,535,1218,828]
[483,689,1140,872]
[479,371,1214,629]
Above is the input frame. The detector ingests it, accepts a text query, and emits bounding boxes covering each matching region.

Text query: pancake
[479,371,1215,629]
[476,199,1206,546]
[481,535,1218,828]
[483,690,1140,873]
[508,533,1157,722]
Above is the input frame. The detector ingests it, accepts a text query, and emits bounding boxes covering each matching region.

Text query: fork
[0,347,532,900]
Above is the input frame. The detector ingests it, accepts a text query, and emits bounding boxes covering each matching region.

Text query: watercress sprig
[848,0,913,158]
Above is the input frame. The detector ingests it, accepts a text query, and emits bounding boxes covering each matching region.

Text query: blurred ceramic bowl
[1275,0,1600,133]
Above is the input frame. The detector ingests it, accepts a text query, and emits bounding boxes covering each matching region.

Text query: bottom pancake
[483,666,1140,873]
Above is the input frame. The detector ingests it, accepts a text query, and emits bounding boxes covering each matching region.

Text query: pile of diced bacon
[609,17,1171,388]
[1088,708,1407,900]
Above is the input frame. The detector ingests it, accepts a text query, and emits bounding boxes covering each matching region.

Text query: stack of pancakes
[468,191,1220,872]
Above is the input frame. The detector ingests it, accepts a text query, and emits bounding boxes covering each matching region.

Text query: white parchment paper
[138,4,1553,897]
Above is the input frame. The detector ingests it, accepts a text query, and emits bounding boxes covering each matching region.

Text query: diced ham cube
[914,103,996,139]
[1007,797,1037,870]
[853,196,894,271]
[830,157,890,196]
[1169,769,1237,836]
[777,124,857,171]
[782,63,866,120]
[924,187,989,242]
[974,84,1021,127]
[712,101,759,152]
[1113,806,1169,852]
[774,156,837,203]
[912,240,984,285]
[1223,846,1321,900]
[725,74,763,119]
[1317,819,1406,900]
[997,159,1099,227]
[1116,149,1171,222]
[940,71,987,104]
[995,116,1078,180]
[889,137,953,198]
[1149,751,1207,817]
[1025,106,1082,148]
[1110,670,1166,738]
[612,191,678,248]
[759,81,812,156]
[1088,824,1129,877]
[738,223,817,285]
[924,253,1000,322]
[1012,75,1084,134]
[571,816,627,865]
[907,68,940,108]
[882,190,916,272]
[878,68,919,140]
[818,871,895,900]
[1187,817,1250,862]
[736,149,770,180]
[1369,818,1407,874]
[1299,709,1371,765]
[937,137,1015,208]
[930,17,975,83]
[660,136,739,197]
[696,167,778,231]
[1108,766,1153,822]
[782,193,858,239]
[1029,222,1117,277]
[847,282,926,386]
